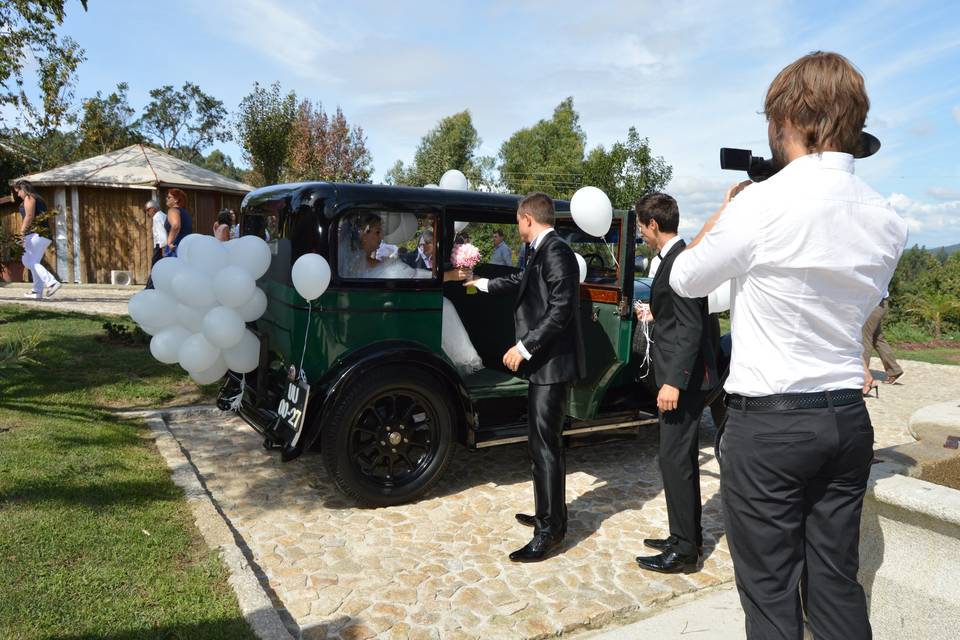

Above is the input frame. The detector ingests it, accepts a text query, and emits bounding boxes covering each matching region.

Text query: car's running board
[474,417,659,448]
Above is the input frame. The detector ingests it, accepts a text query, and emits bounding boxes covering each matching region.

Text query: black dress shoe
[635,550,702,574]
[509,533,564,563]
[515,513,537,527]
[644,536,704,554]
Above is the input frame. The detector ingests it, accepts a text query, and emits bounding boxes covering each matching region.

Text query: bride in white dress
[339,213,484,376]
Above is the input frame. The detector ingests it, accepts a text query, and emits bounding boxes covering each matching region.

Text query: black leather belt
[725,389,862,411]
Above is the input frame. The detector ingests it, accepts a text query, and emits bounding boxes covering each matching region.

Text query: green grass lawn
[0,304,256,640]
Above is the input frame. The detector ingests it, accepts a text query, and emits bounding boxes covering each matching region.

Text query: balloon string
[298,302,311,383]
[227,375,245,412]
[638,317,654,380]
[603,237,620,269]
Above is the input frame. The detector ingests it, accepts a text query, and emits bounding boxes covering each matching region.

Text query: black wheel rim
[347,388,440,489]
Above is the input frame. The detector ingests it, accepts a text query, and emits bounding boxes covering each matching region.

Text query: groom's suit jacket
[650,239,718,392]
[488,231,586,385]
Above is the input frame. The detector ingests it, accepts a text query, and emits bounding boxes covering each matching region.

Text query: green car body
[223,182,675,506]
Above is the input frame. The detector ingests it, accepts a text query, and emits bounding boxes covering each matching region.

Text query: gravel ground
[0,282,135,316]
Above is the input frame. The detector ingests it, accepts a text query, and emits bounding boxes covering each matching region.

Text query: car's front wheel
[321,365,456,506]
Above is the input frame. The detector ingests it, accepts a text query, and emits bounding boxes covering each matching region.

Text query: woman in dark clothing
[14,180,61,300]
[163,188,193,257]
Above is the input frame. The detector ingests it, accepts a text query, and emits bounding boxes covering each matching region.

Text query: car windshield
[554,220,621,284]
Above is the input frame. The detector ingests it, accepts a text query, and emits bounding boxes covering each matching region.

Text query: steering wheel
[582,252,605,268]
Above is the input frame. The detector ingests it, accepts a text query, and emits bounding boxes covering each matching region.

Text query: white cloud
[887,192,960,236]
[928,186,960,200]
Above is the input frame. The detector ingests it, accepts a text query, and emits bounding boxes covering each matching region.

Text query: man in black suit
[634,193,717,574]
[401,229,435,270]
[465,192,585,562]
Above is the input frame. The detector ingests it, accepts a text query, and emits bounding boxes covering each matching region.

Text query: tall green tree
[286,100,372,183]
[76,82,143,157]
[385,110,492,187]
[0,0,88,109]
[141,82,231,162]
[195,149,244,182]
[235,82,298,187]
[582,127,673,209]
[498,97,586,199]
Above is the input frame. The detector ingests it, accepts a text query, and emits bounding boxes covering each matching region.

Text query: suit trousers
[861,300,902,377]
[528,382,569,537]
[719,400,873,640]
[659,387,706,557]
[144,245,163,290]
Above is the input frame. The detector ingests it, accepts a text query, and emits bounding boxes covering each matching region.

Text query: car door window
[337,211,438,281]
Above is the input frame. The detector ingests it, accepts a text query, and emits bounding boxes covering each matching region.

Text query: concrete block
[909,400,960,449]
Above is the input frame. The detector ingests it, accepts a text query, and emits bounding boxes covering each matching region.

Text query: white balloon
[177,303,206,333]
[150,257,186,293]
[128,289,178,328]
[202,306,246,350]
[186,235,228,275]
[213,265,256,308]
[708,280,732,314]
[178,333,221,373]
[570,186,613,237]
[424,183,439,189]
[382,212,417,244]
[189,355,228,385]
[236,287,268,322]
[454,221,469,233]
[175,233,202,263]
[226,235,272,280]
[291,253,331,301]
[139,323,163,336]
[439,169,469,190]
[223,329,260,373]
[150,325,192,364]
[172,267,216,308]
[574,253,587,283]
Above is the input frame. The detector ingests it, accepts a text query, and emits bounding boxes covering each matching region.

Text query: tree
[286,100,372,183]
[141,82,231,162]
[903,291,960,339]
[13,35,84,168]
[195,149,244,182]
[0,0,88,109]
[582,127,673,209]
[498,97,586,199]
[76,82,143,157]
[236,82,298,187]
[385,110,492,188]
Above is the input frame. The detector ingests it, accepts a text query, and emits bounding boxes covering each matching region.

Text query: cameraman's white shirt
[670,152,908,396]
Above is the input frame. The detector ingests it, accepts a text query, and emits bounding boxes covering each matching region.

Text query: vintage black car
[221,183,725,506]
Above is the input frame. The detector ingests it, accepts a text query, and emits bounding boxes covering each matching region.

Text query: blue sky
[43,0,960,248]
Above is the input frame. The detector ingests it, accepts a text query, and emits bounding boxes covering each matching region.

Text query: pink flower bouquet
[451,243,482,293]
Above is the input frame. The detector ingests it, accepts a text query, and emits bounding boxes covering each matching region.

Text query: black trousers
[144,244,163,289]
[659,387,707,557]
[527,382,569,537]
[719,398,873,640]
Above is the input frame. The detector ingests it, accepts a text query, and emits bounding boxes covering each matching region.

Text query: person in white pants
[15,180,61,300]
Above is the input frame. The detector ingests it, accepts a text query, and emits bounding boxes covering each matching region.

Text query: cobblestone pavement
[0,283,134,316]
[167,413,734,640]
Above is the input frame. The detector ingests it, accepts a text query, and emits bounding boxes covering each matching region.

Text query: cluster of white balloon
[128,234,272,384]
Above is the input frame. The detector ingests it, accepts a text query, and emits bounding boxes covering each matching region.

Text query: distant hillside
[930,243,960,255]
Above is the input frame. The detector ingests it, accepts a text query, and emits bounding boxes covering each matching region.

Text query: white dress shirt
[670,152,908,396]
[475,228,554,360]
[152,210,167,247]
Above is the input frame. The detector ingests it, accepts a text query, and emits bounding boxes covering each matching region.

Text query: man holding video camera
[670,52,908,639]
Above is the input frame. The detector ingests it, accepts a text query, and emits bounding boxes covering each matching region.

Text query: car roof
[242,181,574,216]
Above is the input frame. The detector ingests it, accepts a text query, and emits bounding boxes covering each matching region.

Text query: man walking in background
[670,52,908,639]
[490,228,513,266]
[144,199,165,289]
[862,292,904,388]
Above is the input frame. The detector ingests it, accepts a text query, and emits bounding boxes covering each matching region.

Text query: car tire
[321,365,456,507]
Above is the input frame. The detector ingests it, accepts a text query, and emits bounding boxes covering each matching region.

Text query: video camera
[720,131,881,182]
